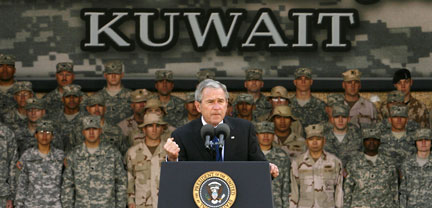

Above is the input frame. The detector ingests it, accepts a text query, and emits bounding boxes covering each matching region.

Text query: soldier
[254,121,290,208]
[15,120,64,208]
[177,92,200,127]
[117,89,150,137]
[393,68,429,127]
[154,70,185,127]
[342,69,378,128]
[255,85,290,121]
[226,96,234,117]
[0,123,18,208]
[289,124,343,208]
[233,93,256,121]
[269,105,305,159]
[344,128,398,208]
[96,60,133,125]
[323,104,362,167]
[244,68,272,119]
[400,128,432,208]
[43,62,75,116]
[325,93,345,122]
[2,81,33,130]
[126,113,168,208]
[61,115,127,208]
[196,69,216,83]
[289,68,328,128]
[0,54,17,116]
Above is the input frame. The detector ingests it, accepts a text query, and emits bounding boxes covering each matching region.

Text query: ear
[86,106,90,113]
[310,79,313,85]
[195,101,202,113]
[342,81,346,90]
[103,73,107,79]
[120,72,124,78]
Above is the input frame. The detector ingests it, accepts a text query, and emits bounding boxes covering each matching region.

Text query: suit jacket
[171,116,266,161]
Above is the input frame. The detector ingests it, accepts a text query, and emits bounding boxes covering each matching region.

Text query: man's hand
[269,163,279,178]
[164,138,180,161]
[6,200,13,208]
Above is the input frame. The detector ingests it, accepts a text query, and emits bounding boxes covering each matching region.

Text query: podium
[158,161,274,208]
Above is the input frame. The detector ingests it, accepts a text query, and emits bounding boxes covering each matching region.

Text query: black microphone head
[201,124,215,139]
[215,123,230,139]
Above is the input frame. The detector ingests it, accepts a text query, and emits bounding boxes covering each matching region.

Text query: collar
[201,116,223,127]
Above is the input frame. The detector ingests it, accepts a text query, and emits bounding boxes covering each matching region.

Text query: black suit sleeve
[171,130,187,161]
[247,122,267,161]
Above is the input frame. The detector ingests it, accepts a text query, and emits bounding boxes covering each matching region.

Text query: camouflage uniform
[196,69,216,82]
[289,96,328,129]
[43,62,74,116]
[117,89,150,137]
[2,81,33,130]
[378,90,405,121]
[405,96,429,128]
[0,54,16,115]
[377,119,419,135]
[233,93,256,121]
[0,123,18,206]
[244,68,272,120]
[177,92,197,127]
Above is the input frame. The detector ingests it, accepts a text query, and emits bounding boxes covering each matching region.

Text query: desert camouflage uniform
[0,123,18,206]
[289,150,343,208]
[323,124,362,167]
[15,147,64,208]
[96,87,133,125]
[126,140,167,208]
[273,133,306,161]
[405,96,429,128]
[61,142,127,208]
[264,146,290,208]
[344,152,398,208]
[289,96,328,128]
[346,96,378,128]
[118,115,141,137]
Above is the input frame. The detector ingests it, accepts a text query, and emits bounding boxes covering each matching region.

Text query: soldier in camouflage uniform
[177,92,200,127]
[233,93,256,121]
[15,120,64,208]
[244,68,272,119]
[255,85,290,122]
[0,122,18,208]
[393,69,429,128]
[344,128,398,208]
[126,113,168,208]
[323,104,362,167]
[117,89,150,137]
[2,81,33,130]
[342,69,378,128]
[0,54,17,118]
[196,69,216,83]
[325,93,345,122]
[269,105,305,160]
[289,124,343,208]
[400,128,432,208]
[61,115,127,208]
[254,121,290,208]
[154,70,185,127]
[289,68,328,129]
[96,60,133,125]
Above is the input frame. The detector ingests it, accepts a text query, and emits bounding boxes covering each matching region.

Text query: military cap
[36,120,55,133]
[143,98,167,114]
[155,70,173,81]
[196,69,216,82]
[294,67,312,79]
[414,128,432,141]
[269,105,297,121]
[25,97,46,110]
[130,89,149,103]
[245,68,263,81]
[254,121,275,134]
[235,93,254,105]
[138,113,168,128]
[387,90,404,103]
[393,68,411,84]
[389,105,408,118]
[342,69,361,82]
[327,93,345,107]
[362,128,381,140]
[0,54,16,65]
[56,62,73,73]
[269,86,289,99]
[184,92,195,103]
[103,60,123,74]
[305,124,324,138]
[332,104,350,117]
[82,115,101,129]
[86,94,105,106]
[11,81,33,94]
[62,84,83,97]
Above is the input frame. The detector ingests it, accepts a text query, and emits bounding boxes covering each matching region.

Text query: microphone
[215,123,230,149]
[201,124,215,149]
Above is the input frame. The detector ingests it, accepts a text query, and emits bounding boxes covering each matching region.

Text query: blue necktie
[212,137,222,161]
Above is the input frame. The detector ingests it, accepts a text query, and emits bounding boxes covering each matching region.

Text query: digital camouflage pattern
[14,124,64,157]
[377,90,405,120]
[160,95,185,128]
[1,109,27,131]
[323,124,362,167]
[252,93,272,120]
[96,87,133,125]
[104,60,123,74]
[294,68,312,79]
[15,147,64,208]
[289,96,328,129]
[342,69,361,82]
[51,111,87,153]
[379,131,416,170]
[61,142,127,208]
[0,54,16,65]
[376,119,419,135]
[196,69,215,82]
[273,133,306,161]
[0,123,18,202]
[263,146,290,208]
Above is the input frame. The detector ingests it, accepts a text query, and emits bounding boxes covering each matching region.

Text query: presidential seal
[193,171,237,208]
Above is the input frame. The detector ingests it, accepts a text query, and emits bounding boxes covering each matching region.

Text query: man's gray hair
[194,79,229,102]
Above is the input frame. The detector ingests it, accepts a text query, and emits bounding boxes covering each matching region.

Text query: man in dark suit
[164,79,279,178]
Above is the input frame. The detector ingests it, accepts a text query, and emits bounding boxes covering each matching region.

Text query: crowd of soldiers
[0,52,431,208]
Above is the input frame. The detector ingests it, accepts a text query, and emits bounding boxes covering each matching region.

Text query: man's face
[26,109,45,123]
[0,64,15,82]
[270,97,288,108]
[14,91,33,107]
[131,102,146,114]
[293,76,313,92]
[56,71,74,87]
[62,96,81,110]
[416,139,431,153]
[82,128,102,144]
[394,79,412,96]
[244,80,263,93]
[145,108,163,116]
[389,116,407,131]
[306,136,325,153]
[343,80,361,97]
[273,116,292,132]
[155,80,174,96]
[143,123,164,141]
[195,88,227,126]
[363,138,380,152]
[35,130,53,146]
[331,115,349,131]
[104,73,123,86]
[236,102,253,117]
[257,133,274,147]
[185,102,200,117]
[86,104,106,117]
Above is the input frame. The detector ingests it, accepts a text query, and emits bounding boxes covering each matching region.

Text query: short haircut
[194,79,229,102]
